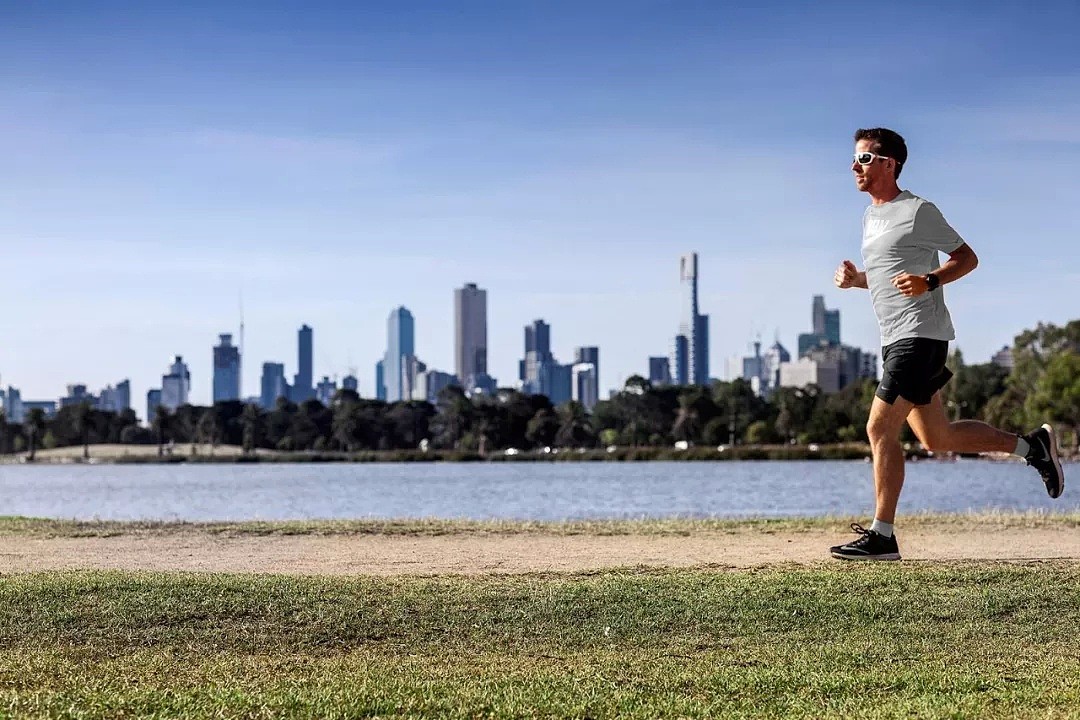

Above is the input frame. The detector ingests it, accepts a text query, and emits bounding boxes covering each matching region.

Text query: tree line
[2,320,1077,459]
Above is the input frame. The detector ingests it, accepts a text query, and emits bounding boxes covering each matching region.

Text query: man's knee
[866,417,898,446]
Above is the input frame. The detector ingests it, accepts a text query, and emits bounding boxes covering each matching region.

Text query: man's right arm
[835,260,869,290]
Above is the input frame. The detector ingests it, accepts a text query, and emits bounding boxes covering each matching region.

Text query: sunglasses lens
[856,153,873,165]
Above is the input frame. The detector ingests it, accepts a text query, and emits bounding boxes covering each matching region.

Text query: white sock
[870,519,894,538]
[1014,436,1030,458]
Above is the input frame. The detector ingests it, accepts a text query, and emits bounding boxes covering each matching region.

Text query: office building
[383,307,416,403]
[455,283,488,383]
[292,324,314,402]
[648,356,671,386]
[213,333,241,403]
[161,356,191,411]
[673,253,710,384]
[260,362,289,409]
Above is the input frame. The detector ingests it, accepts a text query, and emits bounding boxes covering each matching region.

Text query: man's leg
[831,394,912,561]
[906,392,1016,454]
[867,395,915,524]
[907,392,1064,497]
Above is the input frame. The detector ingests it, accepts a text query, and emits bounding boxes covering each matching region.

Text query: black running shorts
[875,337,952,406]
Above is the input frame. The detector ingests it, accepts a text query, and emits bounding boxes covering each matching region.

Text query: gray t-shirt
[861,190,965,346]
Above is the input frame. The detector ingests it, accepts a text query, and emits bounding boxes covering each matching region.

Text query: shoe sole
[1042,423,1065,499]
[830,551,902,561]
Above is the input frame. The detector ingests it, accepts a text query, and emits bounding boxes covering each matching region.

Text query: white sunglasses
[853,151,892,166]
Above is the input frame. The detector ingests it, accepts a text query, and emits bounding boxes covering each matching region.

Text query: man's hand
[891,272,930,297]
[834,260,862,289]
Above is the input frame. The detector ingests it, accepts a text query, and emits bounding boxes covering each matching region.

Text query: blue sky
[2,1,1078,410]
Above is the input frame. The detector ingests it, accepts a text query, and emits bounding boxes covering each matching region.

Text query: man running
[830,127,1064,561]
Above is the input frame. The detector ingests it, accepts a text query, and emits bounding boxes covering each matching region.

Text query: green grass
[3,565,1080,718]
[3,511,1080,539]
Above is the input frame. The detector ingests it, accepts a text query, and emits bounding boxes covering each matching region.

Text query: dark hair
[855,128,907,179]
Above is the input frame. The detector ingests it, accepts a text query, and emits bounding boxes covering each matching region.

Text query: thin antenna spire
[239,290,245,399]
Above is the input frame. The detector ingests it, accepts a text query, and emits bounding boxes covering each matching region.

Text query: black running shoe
[830,523,901,561]
[1023,424,1065,499]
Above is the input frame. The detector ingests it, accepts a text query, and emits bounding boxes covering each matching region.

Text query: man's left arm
[892,202,977,297]
[931,243,979,285]
[892,243,979,297]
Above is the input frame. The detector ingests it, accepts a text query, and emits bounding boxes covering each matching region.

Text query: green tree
[432,386,473,450]
[1028,351,1080,447]
[712,380,764,444]
[153,406,169,457]
[745,419,779,445]
[241,403,261,455]
[332,398,361,452]
[266,398,297,450]
[74,401,92,460]
[196,409,222,454]
[554,401,595,448]
[384,401,434,450]
[702,417,730,446]
[24,408,46,461]
[672,387,716,443]
[1007,320,1080,428]
[525,408,559,449]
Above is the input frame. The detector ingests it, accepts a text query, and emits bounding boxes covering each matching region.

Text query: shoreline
[1,442,1052,465]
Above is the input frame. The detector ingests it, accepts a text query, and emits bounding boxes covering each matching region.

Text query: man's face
[853,138,894,192]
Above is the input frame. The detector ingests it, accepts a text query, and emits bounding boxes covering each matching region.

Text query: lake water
[0,460,1073,522]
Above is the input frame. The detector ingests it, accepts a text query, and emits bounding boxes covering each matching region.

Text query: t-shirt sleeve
[915,202,965,253]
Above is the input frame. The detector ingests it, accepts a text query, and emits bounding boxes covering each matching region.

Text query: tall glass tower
[213,333,241,403]
[674,253,709,384]
[383,307,416,402]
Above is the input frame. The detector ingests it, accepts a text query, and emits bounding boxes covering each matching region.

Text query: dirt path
[1,526,1078,575]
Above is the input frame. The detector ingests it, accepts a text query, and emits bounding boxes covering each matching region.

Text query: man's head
[853,127,907,194]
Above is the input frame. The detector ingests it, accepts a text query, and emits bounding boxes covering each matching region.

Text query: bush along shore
[2,442,1017,464]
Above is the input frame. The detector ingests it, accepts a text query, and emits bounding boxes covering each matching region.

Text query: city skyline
[3,3,1078,408]
[2,263,989,421]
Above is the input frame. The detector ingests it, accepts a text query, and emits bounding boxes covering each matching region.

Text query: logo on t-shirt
[864,218,890,243]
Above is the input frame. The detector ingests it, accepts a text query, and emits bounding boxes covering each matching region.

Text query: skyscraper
[2,386,24,423]
[260,362,289,409]
[571,363,599,411]
[383,306,416,403]
[98,379,131,412]
[213,333,241,403]
[293,324,314,402]
[161,356,190,411]
[146,389,162,423]
[673,253,709,384]
[525,320,551,357]
[799,295,841,356]
[315,376,337,406]
[648,356,672,386]
[375,360,386,401]
[521,319,554,392]
[343,375,359,392]
[454,283,487,383]
[574,346,600,396]
[672,334,689,386]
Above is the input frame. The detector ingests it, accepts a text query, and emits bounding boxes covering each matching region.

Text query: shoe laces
[847,523,875,546]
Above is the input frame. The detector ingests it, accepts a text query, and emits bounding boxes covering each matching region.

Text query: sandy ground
[1,526,1078,575]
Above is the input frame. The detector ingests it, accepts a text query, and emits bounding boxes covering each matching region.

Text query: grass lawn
[3,563,1080,718]
[4,511,1080,539]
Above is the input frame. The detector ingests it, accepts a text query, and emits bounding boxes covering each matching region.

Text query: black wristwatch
[924,273,941,291]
